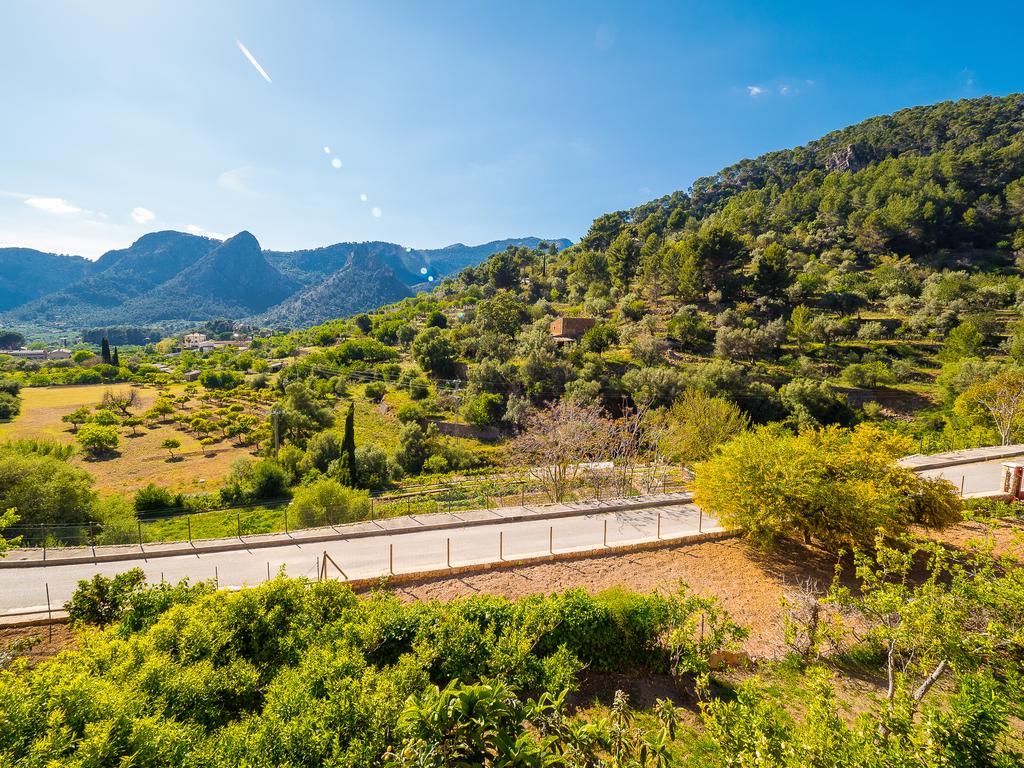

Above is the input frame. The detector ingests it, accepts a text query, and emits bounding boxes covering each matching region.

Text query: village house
[548,316,596,341]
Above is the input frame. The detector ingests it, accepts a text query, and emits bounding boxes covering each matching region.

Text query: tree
[100,337,111,365]
[0,331,25,350]
[394,423,429,474]
[828,539,1024,739]
[0,508,21,556]
[940,320,984,362]
[787,304,813,352]
[77,423,120,458]
[956,368,1024,445]
[342,402,357,487]
[511,399,615,502]
[161,438,181,460]
[62,406,91,432]
[122,416,144,436]
[278,382,334,447]
[101,388,139,417]
[657,389,749,467]
[112,347,120,368]
[692,424,962,550]
[750,242,793,299]
[0,448,96,526]
[411,327,458,377]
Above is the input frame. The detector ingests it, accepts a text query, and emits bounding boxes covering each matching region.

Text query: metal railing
[3,475,690,554]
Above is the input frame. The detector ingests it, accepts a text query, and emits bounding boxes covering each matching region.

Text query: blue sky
[1,1,1022,259]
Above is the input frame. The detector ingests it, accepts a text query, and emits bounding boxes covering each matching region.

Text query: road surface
[917,458,1009,496]
[0,501,713,620]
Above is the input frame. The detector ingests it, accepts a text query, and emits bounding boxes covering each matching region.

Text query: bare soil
[388,537,845,659]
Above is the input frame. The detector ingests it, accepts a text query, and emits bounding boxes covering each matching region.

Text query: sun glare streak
[236,40,272,83]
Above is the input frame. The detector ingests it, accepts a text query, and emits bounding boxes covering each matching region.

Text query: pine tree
[343,401,358,487]
[100,337,111,365]
[112,347,120,368]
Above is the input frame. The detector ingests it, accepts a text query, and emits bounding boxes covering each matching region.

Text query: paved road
[917,458,1009,496]
[0,501,714,620]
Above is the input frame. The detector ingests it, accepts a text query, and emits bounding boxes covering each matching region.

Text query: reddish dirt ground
[388,537,845,659]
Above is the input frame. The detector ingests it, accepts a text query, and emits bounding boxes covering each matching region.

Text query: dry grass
[0,384,258,494]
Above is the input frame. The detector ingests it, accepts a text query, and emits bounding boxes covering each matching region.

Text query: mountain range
[0,233,571,330]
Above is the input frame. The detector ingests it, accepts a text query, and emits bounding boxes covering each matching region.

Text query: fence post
[137,520,143,550]
[42,525,47,561]
[499,530,504,561]
[370,496,374,520]
[447,537,451,568]
[960,475,966,498]
[187,514,192,543]
[237,512,241,540]
[603,518,608,547]
[520,484,525,507]
[90,521,96,559]
[284,506,289,533]
[656,512,661,540]
[389,543,394,575]
[698,506,703,533]
[45,583,52,641]
[267,562,271,582]
[549,526,553,555]
[214,566,219,588]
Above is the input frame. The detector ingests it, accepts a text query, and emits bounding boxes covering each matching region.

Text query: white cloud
[131,206,155,224]
[331,157,342,169]
[24,196,82,215]
[323,146,331,154]
[360,193,368,202]
[217,165,277,196]
[236,40,272,83]
[746,85,766,97]
[371,207,382,218]
[186,224,228,240]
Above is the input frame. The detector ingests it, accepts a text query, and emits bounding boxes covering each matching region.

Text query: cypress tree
[112,347,120,367]
[343,401,357,486]
[101,337,111,365]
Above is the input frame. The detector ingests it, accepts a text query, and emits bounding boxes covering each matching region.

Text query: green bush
[134,483,184,514]
[0,392,20,420]
[461,392,504,426]
[364,381,387,402]
[289,478,370,527]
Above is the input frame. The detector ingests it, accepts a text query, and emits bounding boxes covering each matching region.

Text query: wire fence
[3,474,690,554]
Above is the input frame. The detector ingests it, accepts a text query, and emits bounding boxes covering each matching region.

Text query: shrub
[461,392,504,426]
[220,459,289,504]
[134,484,183,514]
[289,478,370,527]
[841,360,896,388]
[422,454,449,474]
[66,569,147,626]
[0,392,19,420]
[692,424,962,550]
[397,402,426,423]
[364,381,387,402]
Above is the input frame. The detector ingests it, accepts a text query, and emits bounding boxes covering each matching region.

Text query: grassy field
[0,384,257,495]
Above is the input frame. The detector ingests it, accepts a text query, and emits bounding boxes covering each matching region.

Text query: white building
[183,332,208,348]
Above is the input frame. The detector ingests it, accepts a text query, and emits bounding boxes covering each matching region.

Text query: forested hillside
[304,94,1024,452]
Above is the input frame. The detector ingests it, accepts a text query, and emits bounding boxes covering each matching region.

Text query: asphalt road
[0,501,713,620]
[917,459,1009,496]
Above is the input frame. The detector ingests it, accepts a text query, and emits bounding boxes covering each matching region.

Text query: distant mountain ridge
[0,232,571,329]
